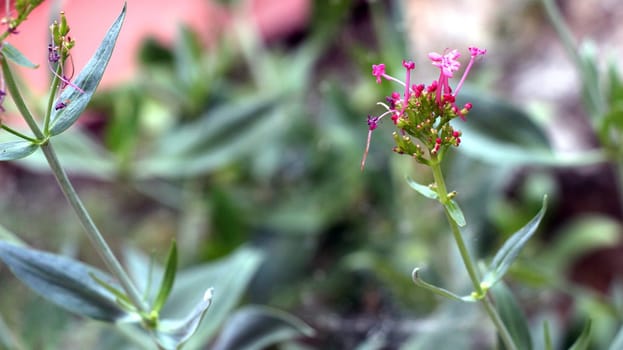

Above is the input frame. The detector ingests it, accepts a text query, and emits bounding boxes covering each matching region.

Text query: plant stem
[0,124,39,143]
[2,52,149,315]
[43,64,62,134]
[430,158,517,350]
[40,141,149,314]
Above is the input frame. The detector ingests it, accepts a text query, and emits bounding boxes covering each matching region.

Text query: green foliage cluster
[0,0,622,349]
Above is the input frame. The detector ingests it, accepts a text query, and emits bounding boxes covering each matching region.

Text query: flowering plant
[361,47,555,350]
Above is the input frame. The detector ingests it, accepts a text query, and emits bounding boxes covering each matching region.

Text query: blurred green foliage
[1,0,623,349]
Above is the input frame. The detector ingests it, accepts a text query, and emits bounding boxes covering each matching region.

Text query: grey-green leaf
[491,281,533,350]
[412,267,477,302]
[447,199,466,227]
[568,320,592,350]
[0,140,38,161]
[482,196,547,287]
[152,240,178,313]
[0,241,129,322]
[155,288,214,350]
[211,306,314,350]
[49,4,126,136]
[1,42,39,68]
[167,246,264,349]
[608,322,623,350]
[405,176,438,199]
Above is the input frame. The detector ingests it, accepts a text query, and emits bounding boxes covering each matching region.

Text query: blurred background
[1,0,623,349]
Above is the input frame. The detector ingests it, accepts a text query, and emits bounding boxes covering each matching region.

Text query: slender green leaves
[1,43,38,68]
[491,281,533,350]
[49,4,126,135]
[411,268,476,302]
[153,240,178,313]
[543,321,553,350]
[482,196,547,287]
[0,141,38,160]
[405,176,438,199]
[568,320,592,350]
[0,241,130,322]
[211,306,314,350]
[446,199,466,227]
[608,323,623,350]
[155,288,214,350]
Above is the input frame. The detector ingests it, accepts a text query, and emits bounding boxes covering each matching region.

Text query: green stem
[0,125,38,143]
[430,160,482,291]
[40,141,149,314]
[430,158,517,350]
[3,47,149,318]
[43,65,62,134]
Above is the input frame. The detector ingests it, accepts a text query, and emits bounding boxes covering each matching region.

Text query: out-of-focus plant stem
[430,158,517,350]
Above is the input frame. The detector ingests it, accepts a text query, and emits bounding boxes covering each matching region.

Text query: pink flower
[428,49,461,78]
[372,64,386,84]
[468,46,487,57]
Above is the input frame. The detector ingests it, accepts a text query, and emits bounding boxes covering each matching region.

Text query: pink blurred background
[8,0,310,92]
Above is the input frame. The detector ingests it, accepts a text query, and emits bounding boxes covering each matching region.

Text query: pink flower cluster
[362,47,486,170]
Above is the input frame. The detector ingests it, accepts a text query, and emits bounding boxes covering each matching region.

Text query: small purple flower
[367,115,379,131]
[48,44,60,63]
[54,99,69,110]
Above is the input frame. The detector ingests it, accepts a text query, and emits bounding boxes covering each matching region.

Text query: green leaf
[89,272,133,311]
[568,320,592,350]
[49,4,126,136]
[0,241,131,322]
[405,176,438,199]
[491,281,533,350]
[482,196,547,287]
[161,247,262,349]
[456,91,606,166]
[153,240,178,313]
[155,288,214,350]
[137,94,282,178]
[608,323,623,350]
[211,306,314,350]
[411,267,477,302]
[447,199,466,227]
[543,321,553,350]
[1,42,39,68]
[0,140,38,161]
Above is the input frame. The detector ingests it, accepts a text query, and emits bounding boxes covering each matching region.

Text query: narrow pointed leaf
[211,306,314,350]
[89,272,134,311]
[0,141,38,161]
[482,196,547,286]
[153,240,178,313]
[1,42,39,68]
[491,281,532,350]
[49,4,126,135]
[608,322,623,350]
[405,176,438,199]
[568,320,592,350]
[0,241,129,322]
[542,321,553,350]
[155,288,214,350]
[447,199,466,227]
[412,268,476,302]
